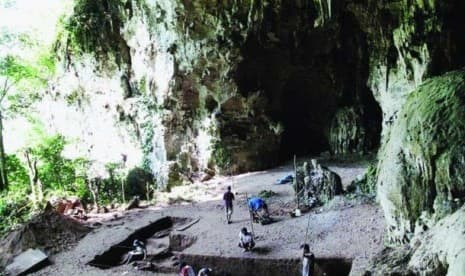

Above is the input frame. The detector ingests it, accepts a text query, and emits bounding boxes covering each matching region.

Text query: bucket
[295,209,301,217]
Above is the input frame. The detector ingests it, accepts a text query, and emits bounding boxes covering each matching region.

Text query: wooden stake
[294,155,299,208]
[246,192,255,238]
[121,179,126,203]
[304,212,312,244]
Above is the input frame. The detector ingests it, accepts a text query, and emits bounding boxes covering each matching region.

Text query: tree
[0,55,45,191]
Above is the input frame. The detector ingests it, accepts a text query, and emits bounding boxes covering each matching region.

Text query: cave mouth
[234,5,383,164]
[87,216,191,269]
[278,74,336,161]
[180,254,353,276]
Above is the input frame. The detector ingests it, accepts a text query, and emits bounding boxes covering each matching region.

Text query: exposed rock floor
[31,158,385,276]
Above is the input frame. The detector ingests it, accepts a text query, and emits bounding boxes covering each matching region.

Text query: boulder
[295,159,343,206]
[377,70,465,245]
[365,206,465,275]
[5,249,48,276]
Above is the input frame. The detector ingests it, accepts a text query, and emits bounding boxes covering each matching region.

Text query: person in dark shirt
[223,186,235,224]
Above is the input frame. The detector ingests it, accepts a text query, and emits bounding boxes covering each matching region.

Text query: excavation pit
[87,216,191,269]
[178,253,353,276]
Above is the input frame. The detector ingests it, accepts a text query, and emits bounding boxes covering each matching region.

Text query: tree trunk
[88,178,99,210]
[24,149,42,207]
[0,111,8,190]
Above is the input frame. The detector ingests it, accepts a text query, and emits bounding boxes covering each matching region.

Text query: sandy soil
[30,158,385,276]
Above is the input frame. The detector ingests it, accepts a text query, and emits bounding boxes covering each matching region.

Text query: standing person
[223,186,235,224]
[179,262,196,276]
[302,244,315,276]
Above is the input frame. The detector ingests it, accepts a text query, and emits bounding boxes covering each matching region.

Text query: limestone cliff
[30,0,465,273]
[53,0,279,188]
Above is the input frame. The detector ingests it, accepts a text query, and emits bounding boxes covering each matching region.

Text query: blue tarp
[275,174,293,184]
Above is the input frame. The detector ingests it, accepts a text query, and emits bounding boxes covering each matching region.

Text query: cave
[235,4,382,162]
[278,72,335,159]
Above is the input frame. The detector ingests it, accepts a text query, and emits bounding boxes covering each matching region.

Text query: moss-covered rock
[329,107,367,155]
[294,159,343,206]
[377,70,465,245]
[347,164,377,195]
[366,206,465,275]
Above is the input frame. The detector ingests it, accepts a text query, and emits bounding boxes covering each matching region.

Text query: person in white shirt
[123,239,146,264]
[238,227,255,252]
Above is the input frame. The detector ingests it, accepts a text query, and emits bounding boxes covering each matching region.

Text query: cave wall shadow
[235,1,382,162]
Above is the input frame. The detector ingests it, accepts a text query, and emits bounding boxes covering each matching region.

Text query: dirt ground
[29,158,385,276]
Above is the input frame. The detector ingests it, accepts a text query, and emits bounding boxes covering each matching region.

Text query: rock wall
[54,0,282,188]
[52,0,384,187]
[345,0,465,250]
[237,0,381,159]
[377,70,465,244]
[366,206,465,275]
[347,0,465,138]
[49,2,465,241]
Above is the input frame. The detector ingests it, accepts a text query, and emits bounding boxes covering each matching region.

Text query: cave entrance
[278,73,336,161]
[234,5,384,164]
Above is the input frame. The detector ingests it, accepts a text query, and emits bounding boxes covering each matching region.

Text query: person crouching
[238,227,255,252]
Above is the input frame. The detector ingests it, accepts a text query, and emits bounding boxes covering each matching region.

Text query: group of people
[223,186,268,252]
[125,185,314,276]
[223,185,315,276]
[223,186,270,224]
[179,263,212,276]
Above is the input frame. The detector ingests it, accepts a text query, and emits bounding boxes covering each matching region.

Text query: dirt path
[32,158,384,276]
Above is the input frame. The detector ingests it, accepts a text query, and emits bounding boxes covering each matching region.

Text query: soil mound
[0,204,91,269]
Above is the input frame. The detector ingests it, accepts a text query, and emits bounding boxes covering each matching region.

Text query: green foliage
[5,154,29,193]
[0,54,55,115]
[30,135,75,192]
[258,190,277,199]
[347,164,377,195]
[126,167,154,199]
[211,140,232,172]
[0,133,137,234]
[0,190,34,235]
[166,163,183,192]
[0,55,37,83]
[0,154,33,235]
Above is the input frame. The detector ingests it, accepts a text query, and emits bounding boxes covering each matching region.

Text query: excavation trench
[179,253,353,276]
[87,216,191,269]
[88,216,352,275]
